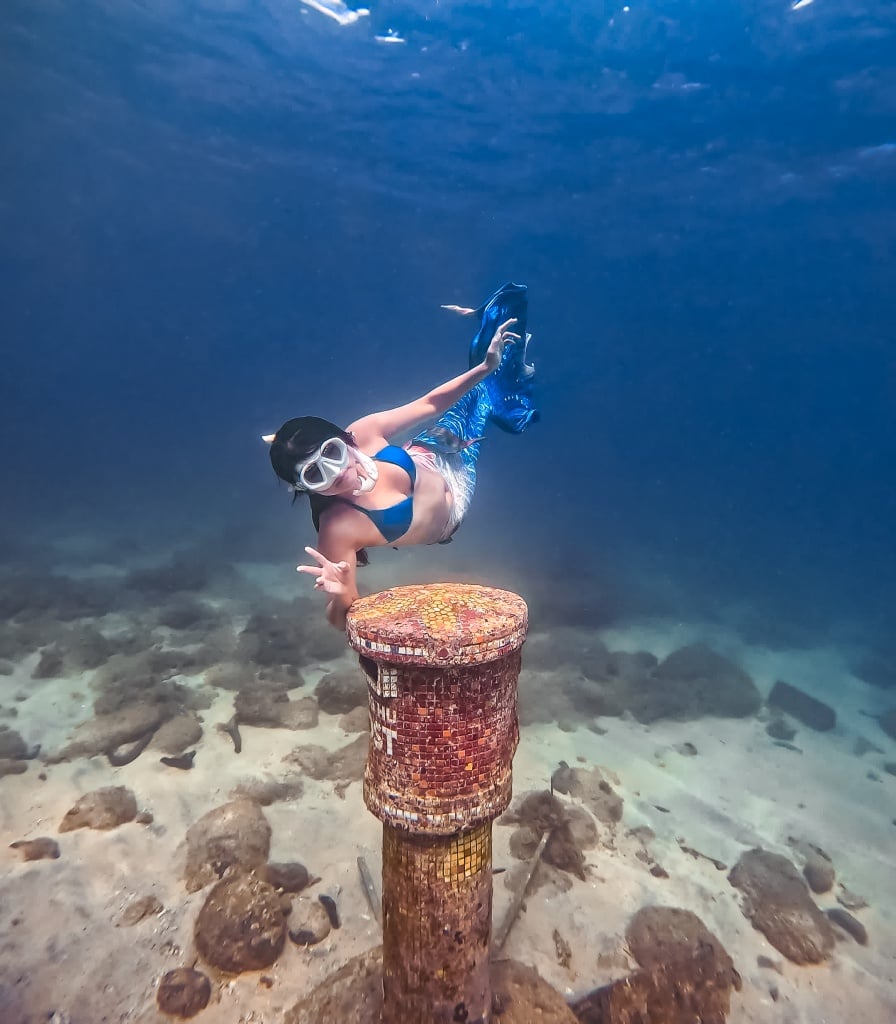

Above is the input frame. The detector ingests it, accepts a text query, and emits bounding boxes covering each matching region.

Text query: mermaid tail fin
[409,283,538,536]
[414,282,539,453]
[466,282,539,434]
[466,281,528,375]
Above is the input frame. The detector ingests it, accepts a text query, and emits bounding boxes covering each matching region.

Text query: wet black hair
[268,416,355,488]
[268,416,370,567]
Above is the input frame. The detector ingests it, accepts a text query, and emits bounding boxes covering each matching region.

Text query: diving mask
[296,437,379,495]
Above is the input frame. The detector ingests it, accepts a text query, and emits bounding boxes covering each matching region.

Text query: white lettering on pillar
[372,701,397,756]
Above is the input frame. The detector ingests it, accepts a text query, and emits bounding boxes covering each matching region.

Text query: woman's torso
[320,445,452,548]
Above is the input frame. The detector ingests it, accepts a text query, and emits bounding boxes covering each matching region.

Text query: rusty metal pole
[346,583,527,1024]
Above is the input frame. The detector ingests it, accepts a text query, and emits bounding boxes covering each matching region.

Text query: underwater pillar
[346,583,528,1024]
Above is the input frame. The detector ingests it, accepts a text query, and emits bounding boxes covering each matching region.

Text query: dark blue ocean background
[2,0,895,645]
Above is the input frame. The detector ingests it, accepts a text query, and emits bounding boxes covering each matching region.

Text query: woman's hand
[483,317,521,372]
[297,546,352,598]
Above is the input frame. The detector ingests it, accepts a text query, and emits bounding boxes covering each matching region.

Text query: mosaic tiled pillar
[346,583,527,1024]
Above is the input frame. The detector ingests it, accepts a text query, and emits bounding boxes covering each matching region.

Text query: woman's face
[318,453,364,495]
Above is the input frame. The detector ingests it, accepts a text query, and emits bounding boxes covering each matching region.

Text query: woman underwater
[265,282,538,629]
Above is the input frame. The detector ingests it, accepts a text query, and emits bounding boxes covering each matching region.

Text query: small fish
[420,427,483,455]
[160,750,196,770]
[318,893,341,928]
[217,715,242,754]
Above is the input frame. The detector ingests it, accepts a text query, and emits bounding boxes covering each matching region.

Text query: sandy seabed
[1,553,894,1024]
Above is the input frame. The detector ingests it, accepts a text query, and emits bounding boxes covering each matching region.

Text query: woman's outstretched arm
[349,317,519,446]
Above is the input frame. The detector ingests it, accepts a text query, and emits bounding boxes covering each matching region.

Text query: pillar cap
[346,583,527,666]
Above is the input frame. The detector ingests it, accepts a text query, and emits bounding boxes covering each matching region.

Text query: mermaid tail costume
[412,282,538,537]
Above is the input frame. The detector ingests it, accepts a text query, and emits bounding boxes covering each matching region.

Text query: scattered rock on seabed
[570,905,741,1024]
[0,758,28,777]
[282,950,579,1024]
[265,861,311,893]
[802,856,835,894]
[852,654,894,690]
[117,894,164,926]
[234,691,319,730]
[728,848,835,964]
[826,907,869,946]
[314,669,367,715]
[283,735,368,785]
[836,885,868,911]
[788,838,836,894]
[183,798,272,893]
[229,777,304,805]
[151,713,203,754]
[646,643,761,720]
[338,705,371,734]
[194,874,286,973]
[767,680,836,731]
[765,716,797,742]
[47,705,162,762]
[550,761,624,825]
[58,786,138,832]
[0,725,38,759]
[502,790,598,882]
[9,837,60,860]
[288,899,332,947]
[156,967,211,1018]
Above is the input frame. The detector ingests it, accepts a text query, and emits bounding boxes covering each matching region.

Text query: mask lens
[321,439,346,461]
[301,462,324,485]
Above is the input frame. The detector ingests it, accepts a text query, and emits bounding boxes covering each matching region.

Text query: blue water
[3,0,894,644]
[1,4,896,1020]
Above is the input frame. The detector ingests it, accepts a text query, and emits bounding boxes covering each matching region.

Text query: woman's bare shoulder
[345,415,389,451]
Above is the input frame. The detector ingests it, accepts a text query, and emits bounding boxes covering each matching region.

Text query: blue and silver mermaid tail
[412,282,538,538]
[466,281,538,434]
[414,282,538,453]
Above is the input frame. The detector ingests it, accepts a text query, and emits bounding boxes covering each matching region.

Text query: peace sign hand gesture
[297,546,352,598]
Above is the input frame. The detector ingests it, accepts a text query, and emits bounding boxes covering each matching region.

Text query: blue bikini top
[309,445,416,545]
[343,445,416,543]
